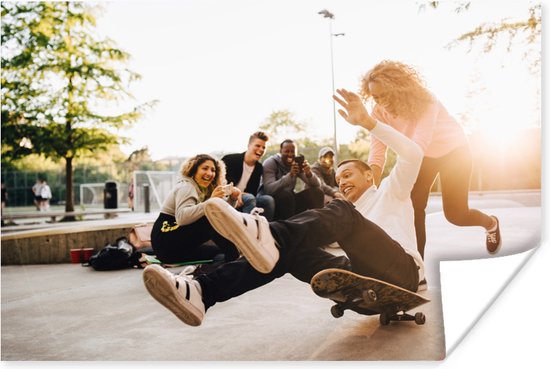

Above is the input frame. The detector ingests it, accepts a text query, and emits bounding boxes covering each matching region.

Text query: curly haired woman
[361,61,501,270]
[151,154,242,264]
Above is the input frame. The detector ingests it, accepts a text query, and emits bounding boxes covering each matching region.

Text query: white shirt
[236,162,254,192]
[353,122,425,281]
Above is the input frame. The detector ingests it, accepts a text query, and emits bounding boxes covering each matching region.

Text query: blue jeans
[239,193,275,221]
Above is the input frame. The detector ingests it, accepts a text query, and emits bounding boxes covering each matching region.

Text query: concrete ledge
[1,222,144,265]
[1,208,132,222]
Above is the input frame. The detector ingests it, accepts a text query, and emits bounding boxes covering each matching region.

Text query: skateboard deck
[311,268,430,325]
[138,254,213,268]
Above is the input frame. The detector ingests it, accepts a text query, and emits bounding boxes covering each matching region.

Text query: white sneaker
[143,264,205,326]
[204,198,279,273]
[417,278,428,292]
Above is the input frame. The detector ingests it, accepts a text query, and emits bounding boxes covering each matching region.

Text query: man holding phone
[262,139,324,220]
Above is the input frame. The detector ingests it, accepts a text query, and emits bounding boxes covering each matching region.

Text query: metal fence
[1,167,126,208]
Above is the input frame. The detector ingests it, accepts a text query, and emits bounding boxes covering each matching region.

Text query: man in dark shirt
[222,131,275,221]
[262,139,324,220]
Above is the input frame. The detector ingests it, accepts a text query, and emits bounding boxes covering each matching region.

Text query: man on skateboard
[143,88,425,326]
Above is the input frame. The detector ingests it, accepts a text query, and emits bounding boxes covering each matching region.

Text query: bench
[1,208,133,224]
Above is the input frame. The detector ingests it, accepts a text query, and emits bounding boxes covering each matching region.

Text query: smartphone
[294,154,305,171]
[221,183,233,197]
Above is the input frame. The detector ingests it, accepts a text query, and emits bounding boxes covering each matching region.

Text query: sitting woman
[151,154,242,264]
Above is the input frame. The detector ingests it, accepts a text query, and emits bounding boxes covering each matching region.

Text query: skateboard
[311,268,430,325]
[138,254,213,268]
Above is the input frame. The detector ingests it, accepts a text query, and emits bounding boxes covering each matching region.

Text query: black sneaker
[417,278,428,292]
[486,216,501,254]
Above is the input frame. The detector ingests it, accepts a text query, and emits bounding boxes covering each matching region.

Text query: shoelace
[250,207,264,216]
[178,265,197,276]
[486,232,498,244]
[250,207,264,240]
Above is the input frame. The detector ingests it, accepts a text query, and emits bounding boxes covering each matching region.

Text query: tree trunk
[63,156,76,221]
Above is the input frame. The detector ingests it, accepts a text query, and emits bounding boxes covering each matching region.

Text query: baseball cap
[318,147,335,158]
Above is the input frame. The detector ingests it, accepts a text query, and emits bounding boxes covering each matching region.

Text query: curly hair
[180,154,226,194]
[359,60,434,122]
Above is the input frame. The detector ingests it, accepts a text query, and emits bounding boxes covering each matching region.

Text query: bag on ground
[88,238,135,271]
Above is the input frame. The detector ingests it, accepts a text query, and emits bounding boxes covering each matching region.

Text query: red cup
[70,249,83,263]
[82,248,94,263]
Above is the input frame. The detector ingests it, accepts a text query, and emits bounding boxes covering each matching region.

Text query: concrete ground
[0,191,541,361]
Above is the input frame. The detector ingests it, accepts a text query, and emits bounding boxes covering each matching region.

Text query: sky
[95,0,541,160]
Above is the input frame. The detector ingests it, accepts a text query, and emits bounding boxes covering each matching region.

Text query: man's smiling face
[335,161,373,202]
[247,138,267,162]
[280,142,296,167]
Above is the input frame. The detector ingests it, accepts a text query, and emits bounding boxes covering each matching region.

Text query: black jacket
[222,152,264,196]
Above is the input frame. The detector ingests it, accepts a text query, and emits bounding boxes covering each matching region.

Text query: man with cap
[310,147,345,204]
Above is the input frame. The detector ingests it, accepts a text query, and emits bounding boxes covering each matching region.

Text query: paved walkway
[0,191,541,361]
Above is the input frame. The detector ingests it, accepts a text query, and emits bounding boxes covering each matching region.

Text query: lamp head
[318,9,334,19]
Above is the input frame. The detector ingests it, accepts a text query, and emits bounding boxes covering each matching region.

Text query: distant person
[363,60,501,258]
[1,181,7,226]
[262,139,324,220]
[32,179,43,210]
[222,131,275,221]
[150,154,241,265]
[128,179,135,211]
[38,179,52,211]
[309,146,345,204]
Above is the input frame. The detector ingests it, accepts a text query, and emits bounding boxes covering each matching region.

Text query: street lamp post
[318,9,344,166]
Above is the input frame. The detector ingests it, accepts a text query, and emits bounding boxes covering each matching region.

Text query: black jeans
[271,187,324,220]
[196,199,419,310]
[151,213,240,264]
[411,145,494,259]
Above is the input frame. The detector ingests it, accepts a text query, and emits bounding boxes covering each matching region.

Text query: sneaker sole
[143,265,203,326]
[204,199,277,274]
[488,241,502,255]
[487,216,502,254]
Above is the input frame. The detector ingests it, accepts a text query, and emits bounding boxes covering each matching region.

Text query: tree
[1,2,155,214]
[259,109,309,147]
[346,129,397,180]
[421,1,541,69]
[258,109,333,165]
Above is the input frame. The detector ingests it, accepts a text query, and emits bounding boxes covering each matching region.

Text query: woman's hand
[211,186,226,199]
[333,88,376,130]
[229,187,242,206]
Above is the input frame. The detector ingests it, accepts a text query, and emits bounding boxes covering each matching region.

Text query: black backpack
[88,238,138,271]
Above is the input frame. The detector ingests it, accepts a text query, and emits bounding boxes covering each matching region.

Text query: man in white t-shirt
[33,178,52,211]
[142,89,426,326]
[32,179,43,210]
[222,132,275,220]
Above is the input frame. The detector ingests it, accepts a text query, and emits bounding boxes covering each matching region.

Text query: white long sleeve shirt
[353,122,425,281]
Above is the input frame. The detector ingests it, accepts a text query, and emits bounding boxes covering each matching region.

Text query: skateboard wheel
[331,304,344,318]
[379,313,390,326]
[365,289,377,302]
[414,312,426,325]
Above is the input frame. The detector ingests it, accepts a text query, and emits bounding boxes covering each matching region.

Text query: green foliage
[259,109,309,148]
[1,1,156,211]
[421,1,541,70]
[343,129,396,179]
